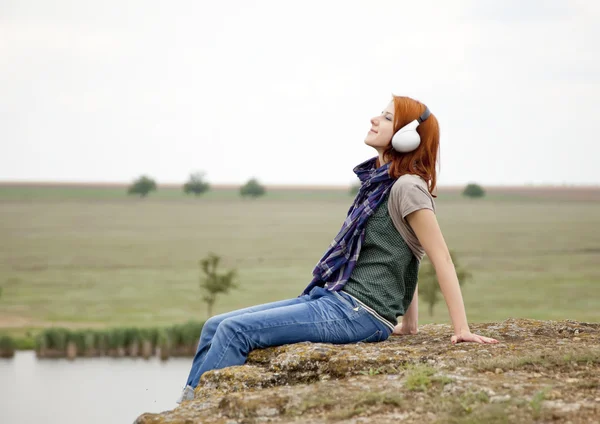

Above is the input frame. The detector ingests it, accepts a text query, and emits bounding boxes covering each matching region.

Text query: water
[0,351,192,424]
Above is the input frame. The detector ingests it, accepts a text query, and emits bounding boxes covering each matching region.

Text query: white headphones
[391,106,431,153]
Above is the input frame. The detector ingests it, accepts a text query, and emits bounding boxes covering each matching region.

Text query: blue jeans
[184,285,392,388]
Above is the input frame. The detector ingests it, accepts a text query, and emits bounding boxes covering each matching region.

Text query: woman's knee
[203,315,226,337]
[215,316,242,334]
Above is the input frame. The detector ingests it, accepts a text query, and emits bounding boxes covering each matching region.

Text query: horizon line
[0,180,599,190]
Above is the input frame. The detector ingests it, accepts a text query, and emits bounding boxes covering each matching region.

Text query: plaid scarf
[300,156,396,296]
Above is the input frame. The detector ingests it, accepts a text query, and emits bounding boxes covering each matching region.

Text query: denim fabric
[185,285,392,388]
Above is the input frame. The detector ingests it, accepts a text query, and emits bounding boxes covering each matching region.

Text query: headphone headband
[418,106,431,123]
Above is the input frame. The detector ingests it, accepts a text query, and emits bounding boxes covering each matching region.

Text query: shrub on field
[240,178,266,198]
[200,253,238,318]
[67,330,87,356]
[127,175,157,198]
[122,327,141,356]
[183,171,210,196]
[30,324,206,359]
[148,328,160,348]
[157,328,171,360]
[418,250,471,317]
[180,321,204,346]
[45,328,69,351]
[463,183,485,198]
[95,331,110,354]
[0,335,15,358]
[108,328,126,350]
[83,331,96,354]
[124,327,141,344]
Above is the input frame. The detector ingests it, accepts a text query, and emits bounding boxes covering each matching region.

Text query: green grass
[1,186,599,339]
[0,185,355,201]
[404,364,437,391]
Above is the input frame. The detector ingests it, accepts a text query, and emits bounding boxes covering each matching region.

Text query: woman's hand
[392,321,419,336]
[451,330,499,344]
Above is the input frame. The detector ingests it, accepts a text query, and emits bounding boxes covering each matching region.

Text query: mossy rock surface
[135,318,600,423]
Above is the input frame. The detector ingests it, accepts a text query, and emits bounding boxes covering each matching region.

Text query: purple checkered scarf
[300,156,396,296]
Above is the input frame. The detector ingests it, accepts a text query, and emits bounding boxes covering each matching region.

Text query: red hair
[378,95,440,198]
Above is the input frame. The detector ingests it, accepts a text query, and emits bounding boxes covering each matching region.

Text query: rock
[490,394,511,403]
[542,400,582,416]
[255,407,279,417]
[200,365,277,391]
[481,387,497,397]
[134,318,600,424]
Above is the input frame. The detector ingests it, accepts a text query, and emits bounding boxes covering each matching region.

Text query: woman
[176,95,499,403]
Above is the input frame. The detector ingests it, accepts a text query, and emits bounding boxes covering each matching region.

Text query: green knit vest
[342,192,420,326]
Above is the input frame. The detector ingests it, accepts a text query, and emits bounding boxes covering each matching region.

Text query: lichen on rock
[134,318,600,423]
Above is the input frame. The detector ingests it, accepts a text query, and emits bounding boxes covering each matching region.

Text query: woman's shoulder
[389,174,436,214]
[391,174,430,193]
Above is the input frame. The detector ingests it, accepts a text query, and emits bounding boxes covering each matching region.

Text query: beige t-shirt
[387,174,436,261]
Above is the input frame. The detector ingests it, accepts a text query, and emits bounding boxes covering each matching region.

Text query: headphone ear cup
[391,125,421,153]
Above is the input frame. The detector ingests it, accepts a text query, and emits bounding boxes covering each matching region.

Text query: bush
[127,175,157,198]
[13,336,35,350]
[0,335,15,358]
[108,328,126,349]
[183,171,210,196]
[157,328,171,351]
[27,324,204,358]
[180,321,204,346]
[418,250,472,317]
[67,330,87,353]
[95,331,110,353]
[124,327,141,345]
[148,328,160,346]
[240,178,266,198]
[83,331,96,352]
[200,253,238,318]
[463,183,485,198]
[44,328,69,351]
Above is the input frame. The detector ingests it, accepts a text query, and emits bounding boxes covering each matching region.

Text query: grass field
[0,184,599,340]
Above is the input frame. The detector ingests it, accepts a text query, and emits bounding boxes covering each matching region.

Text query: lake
[0,351,191,424]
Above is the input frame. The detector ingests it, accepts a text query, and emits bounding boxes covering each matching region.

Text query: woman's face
[364,100,395,149]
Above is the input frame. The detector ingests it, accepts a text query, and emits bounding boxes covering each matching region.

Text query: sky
[1,0,599,187]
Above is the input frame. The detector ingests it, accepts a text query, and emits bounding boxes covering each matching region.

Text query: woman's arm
[403,283,418,324]
[392,284,419,335]
[405,208,499,344]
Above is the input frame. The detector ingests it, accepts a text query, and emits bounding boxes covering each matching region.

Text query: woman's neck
[376,152,388,168]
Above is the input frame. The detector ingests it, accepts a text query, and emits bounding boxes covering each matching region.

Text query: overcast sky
[1,0,599,186]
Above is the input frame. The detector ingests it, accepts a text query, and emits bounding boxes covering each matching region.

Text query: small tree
[183,171,210,196]
[240,178,266,198]
[199,253,238,318]
[418,250,471,317]
[127,175,157,198]
[463,183,485,198]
